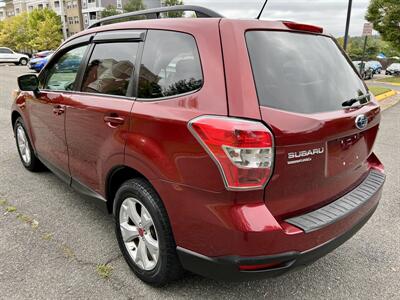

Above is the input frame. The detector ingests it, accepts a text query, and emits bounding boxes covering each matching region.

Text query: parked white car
[0,47,29,65]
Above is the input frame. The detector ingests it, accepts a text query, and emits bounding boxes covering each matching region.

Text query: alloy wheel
[16,125,31,165]
[119,197,159,271]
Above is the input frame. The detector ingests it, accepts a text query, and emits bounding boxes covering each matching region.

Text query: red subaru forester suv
[11,6,385,286]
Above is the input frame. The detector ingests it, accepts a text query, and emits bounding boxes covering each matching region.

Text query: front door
[28,44,89,181]
[65,39,140,195]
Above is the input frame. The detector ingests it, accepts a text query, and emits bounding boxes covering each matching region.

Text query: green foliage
[123,0,145,13]
[96,264,113,279]
[0,13,30,51]
[102,5,121,18]
[163,0,184,17]
[0,8,62,52]
[337,35,399,60]
[366,0,400,51]
[368,86,391,97]
[28,9,63,50]
[348,36,380,60]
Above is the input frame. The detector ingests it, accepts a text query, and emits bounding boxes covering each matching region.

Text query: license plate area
[327,133,368,177]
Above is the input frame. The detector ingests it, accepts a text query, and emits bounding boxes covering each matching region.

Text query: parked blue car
[28,53,53,72]
[366,61,383,74]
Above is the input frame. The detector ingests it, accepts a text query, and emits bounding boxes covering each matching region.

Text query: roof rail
[88,5,224,29]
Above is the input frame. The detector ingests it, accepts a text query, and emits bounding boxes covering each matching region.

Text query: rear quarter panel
[123,19,229,191]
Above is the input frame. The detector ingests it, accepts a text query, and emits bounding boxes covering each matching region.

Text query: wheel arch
[11,110,22,129]
[106,165,155,215]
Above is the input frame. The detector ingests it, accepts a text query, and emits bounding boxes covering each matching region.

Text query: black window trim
[92,30,145,43]
[135,29,205,102]
[39,33,95,93]
[39,30,145,98]
[75,30,146,99]
[38,28,205,101]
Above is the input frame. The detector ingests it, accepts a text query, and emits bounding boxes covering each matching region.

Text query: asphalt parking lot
[0,66,399,299]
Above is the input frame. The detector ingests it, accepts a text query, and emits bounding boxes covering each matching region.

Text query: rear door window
[138,30,203,99]
[81,42,138,96]
[246,31,368,114]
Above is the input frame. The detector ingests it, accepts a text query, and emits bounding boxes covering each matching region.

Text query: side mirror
[18,74,39,92]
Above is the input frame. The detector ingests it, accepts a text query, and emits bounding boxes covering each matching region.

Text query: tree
[0,8,62,52]
[348,36,380,60]
[336,35,399,60]
[0,13,30,51]
[164,0,184,18]
[27,8,62,50]
[102,5,121,18]
[366,0,400,51]
[123,0,145,13]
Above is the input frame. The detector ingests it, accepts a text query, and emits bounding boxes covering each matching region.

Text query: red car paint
[12,17,385,278]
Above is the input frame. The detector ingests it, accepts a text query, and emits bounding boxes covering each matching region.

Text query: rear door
[65,31,142,195]
[246,30,381,218]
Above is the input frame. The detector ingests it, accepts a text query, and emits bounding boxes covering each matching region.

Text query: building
[65,0,83,36]
[25,0,50,12]
[5,0,15,17]
[12,0,83,39]
[1,0,161,37]
[82,0,162,28]
[0,1,6,20]
[13,0,26,15]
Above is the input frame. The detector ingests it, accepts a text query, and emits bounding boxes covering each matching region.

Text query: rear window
[246,31,368,114]
[138,30,203,99]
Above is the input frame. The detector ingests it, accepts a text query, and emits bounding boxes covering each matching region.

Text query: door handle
[104,115,125,128]
[53,105,65,115]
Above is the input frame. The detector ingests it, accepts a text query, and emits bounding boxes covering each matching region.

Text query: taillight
[283,21,323,33]
[188,116,274,191]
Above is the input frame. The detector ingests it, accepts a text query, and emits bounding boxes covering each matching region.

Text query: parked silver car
[0,47,29,65]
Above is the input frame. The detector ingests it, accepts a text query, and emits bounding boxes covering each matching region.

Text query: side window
[81,42,138,96]
[138,30,203,99]
[44,45,88,91]
[0,48,13,54]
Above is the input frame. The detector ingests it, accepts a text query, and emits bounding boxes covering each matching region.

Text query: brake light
[188,116,274,191]
[283,21,323,33]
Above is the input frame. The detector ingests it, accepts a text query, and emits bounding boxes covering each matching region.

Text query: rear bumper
[175,169,385,281]
[177,202,378,281]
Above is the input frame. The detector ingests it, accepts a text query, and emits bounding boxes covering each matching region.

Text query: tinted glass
[0,48,13,54]
[246,31,368,114]
[138,30,203,99]
[45,45,88,91]
[81,42,138,96]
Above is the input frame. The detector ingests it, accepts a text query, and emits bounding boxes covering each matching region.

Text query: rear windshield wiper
[342,93,371,107]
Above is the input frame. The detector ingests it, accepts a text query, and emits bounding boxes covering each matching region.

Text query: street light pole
[343,0,353,51]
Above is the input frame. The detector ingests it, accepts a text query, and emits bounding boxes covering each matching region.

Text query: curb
[380,96,399,111]
[375,90,397,102]
[374,81,400,87]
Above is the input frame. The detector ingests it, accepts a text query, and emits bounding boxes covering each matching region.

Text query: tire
[114,178,183,286]
[14,117,43,172]
[19,58,28,66]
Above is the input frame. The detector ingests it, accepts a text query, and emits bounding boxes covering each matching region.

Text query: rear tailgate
[246,29,381,218]
[260,104,380,218]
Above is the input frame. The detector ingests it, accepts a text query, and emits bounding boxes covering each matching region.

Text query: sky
[185,0,372,37]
